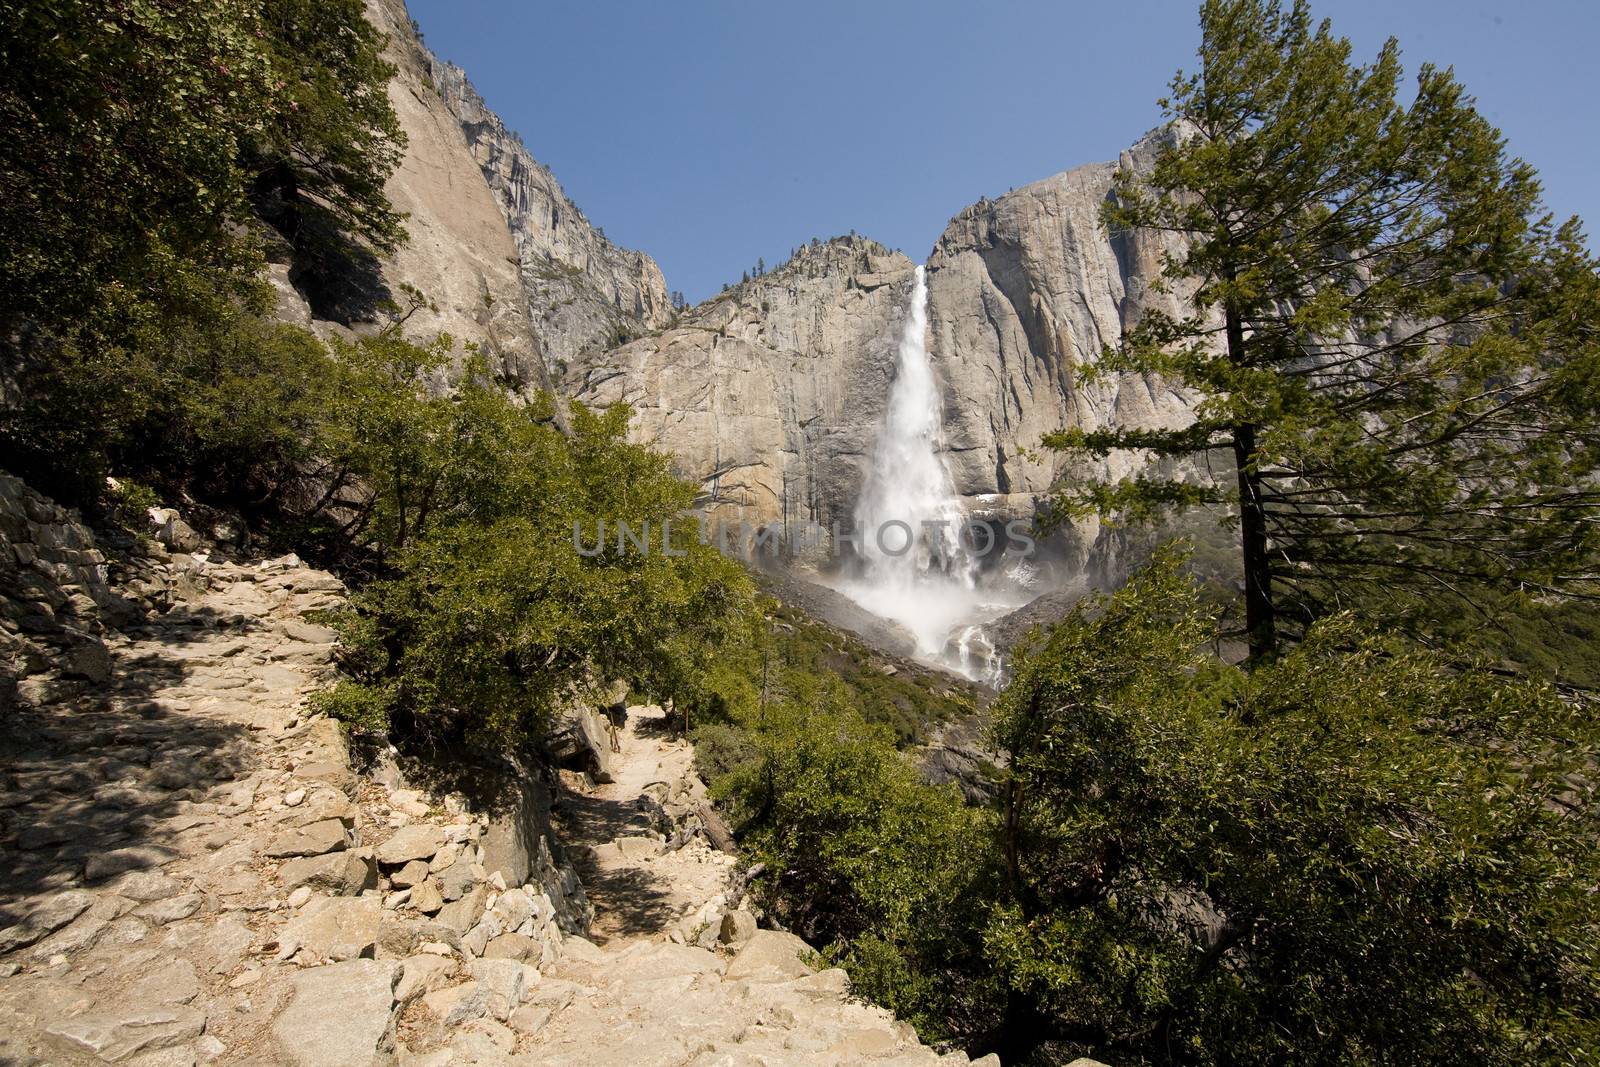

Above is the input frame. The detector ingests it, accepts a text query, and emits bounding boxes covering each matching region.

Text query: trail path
[0,483,993,1065]
[509,705,993,1067]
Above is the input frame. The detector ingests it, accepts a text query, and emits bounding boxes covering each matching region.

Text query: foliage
[987,547,1600,1064]
[1043,0,1600,659]
[713,674,1000,1041]
[314,370,754,754]
[0,0,406,505]
[248,0,407,266]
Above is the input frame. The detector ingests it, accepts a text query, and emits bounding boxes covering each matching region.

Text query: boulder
[717,908,757,946]
[278,849,378,896]
[410,877,445,915]
[435,885,488,935]
[278,896,382,961]
[390,860,430,889]
[264,818,349,859]
[395,953,455,1005]
[271,959,399,1067]
[482,933,537,962]
[724,929,816,983]
[374,824,445,867]
[421,981,498,1027]
[544,705,618,784]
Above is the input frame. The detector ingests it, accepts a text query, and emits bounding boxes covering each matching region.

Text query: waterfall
[853,266,973,594]
[837,265,1014,684]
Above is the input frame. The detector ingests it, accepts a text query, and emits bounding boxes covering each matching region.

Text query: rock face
[563,236,917,530]
[925,129,1203,571]
[558,138,1204,580]
[264,0,553,398]
[430,59,673,371]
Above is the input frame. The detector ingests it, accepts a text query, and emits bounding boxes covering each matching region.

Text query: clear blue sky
[409,0,1599,304]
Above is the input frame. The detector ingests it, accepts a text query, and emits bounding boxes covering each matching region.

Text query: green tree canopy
[1045,0,1600,659]
[989,548,1600,1064]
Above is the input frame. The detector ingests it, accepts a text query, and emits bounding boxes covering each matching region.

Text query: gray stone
[86,844,178,881]
[717,908,757,946]
[278,896,382,962]
[45,1004,205,1062]
[466,957,525,1006]
[0,888,94,952]
[724,929,816,983]
[421,981,497,1027]
[133,893,203,925]
[395,953,454,1005]
[110,871,185,903]
[482,933,537,962]
[264,818,349,858]
[127,959,202,1005]
[390,859,429,889]
[271,958,399,1067]
[277,849,378,896]
[437,859,478,902]
[435,885,487,935]
[429,59,671,373]
[373,824,445,866]
[409,877,445,915]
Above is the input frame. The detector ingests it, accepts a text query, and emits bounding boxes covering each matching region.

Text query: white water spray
[835,265,1018,684]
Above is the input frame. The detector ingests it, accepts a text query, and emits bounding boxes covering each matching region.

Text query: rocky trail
[0,477,994,1066]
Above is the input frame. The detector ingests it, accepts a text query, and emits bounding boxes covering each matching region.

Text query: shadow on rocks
[0,604,257,914]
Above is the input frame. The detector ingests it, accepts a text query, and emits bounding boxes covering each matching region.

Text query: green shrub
[987,548,1600,1065]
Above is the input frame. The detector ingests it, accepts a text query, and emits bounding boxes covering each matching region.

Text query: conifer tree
[1046,0,1600,659]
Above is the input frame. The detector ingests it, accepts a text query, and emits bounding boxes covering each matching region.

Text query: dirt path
[556,705,733,945]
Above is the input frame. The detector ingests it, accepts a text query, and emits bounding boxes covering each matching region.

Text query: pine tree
[1045,0,1600,660]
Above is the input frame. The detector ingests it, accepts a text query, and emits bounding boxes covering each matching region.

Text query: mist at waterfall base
[828,266,1033,685]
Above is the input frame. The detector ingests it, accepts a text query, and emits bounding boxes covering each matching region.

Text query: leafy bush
[987,548,1600,1065]
[0,0,405,507]
[313,368,753,754]
[714,673,1000,1041]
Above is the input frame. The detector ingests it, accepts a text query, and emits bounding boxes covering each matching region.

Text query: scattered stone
[127,959,202,1005]
[374,824,444,867]
[110,871,185,903]
[0,889,94,952]
[277,896,381,962]
[390,859,429,889]
[133,893,203,925]
[286,886,312,909]
[276,849,377,895]
[437,860,478,902]
[483,932,537,962]
[422,981,496,1026]
[435,884,487,935]
[283,788,306,807]
[467,958,526,1007]
[396,953,454,1005]
[263,817,348,858]
[409,877,445,915]
[85,844,178,881]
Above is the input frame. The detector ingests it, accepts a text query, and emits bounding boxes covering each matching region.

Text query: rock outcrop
[429,61,672,372]
[563,236,917,529]
[925,130,1205,571]
[558,137,1206,580]
[264,0,553,397]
